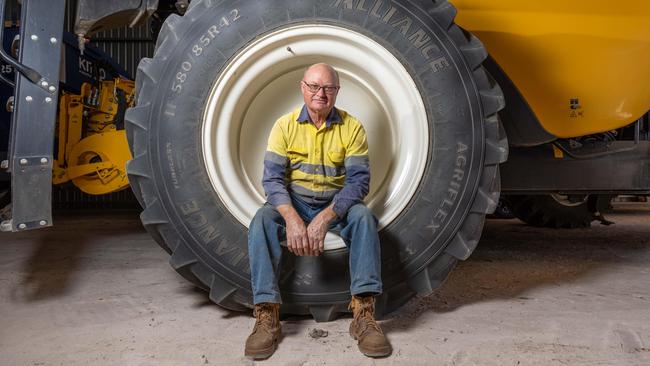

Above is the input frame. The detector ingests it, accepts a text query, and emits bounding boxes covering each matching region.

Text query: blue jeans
[248,194,382,304]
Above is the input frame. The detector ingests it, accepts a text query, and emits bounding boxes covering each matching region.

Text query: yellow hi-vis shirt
[262,105,370,217]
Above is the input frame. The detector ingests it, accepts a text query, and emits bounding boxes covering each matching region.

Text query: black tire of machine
[507,194,612,229]
[124,0,508,321]
[489,197,516,219]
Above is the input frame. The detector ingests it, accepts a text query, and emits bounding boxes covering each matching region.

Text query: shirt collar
[296,105,342,128]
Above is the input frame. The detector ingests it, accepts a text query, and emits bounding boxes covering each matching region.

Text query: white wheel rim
[202,24,429,250]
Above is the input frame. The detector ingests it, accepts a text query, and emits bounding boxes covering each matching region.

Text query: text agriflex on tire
[125,0,508,321]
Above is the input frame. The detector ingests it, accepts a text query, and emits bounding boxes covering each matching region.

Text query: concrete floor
[1,203,649,366]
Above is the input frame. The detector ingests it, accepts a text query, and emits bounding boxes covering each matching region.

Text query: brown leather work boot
[348,295,392,357]
[245,303,281,360]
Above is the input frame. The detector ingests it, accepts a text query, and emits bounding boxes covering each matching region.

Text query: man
[245,63,392,359]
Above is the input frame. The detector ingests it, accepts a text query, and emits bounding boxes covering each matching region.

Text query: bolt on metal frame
[0,0,65,232]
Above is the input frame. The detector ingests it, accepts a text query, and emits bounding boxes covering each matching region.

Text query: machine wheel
[489,197,516,219]
[508,194,612,229]
[125,0,507,320]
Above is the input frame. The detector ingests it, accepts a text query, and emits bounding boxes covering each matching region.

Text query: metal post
[1,0,66,232]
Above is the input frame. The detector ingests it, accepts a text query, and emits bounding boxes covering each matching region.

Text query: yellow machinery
[52,78,134,195]
[453,0,650,138]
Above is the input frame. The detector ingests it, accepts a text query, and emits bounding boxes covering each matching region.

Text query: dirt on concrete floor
[1,203,649,366]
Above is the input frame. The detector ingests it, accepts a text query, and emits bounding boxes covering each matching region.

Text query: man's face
[301,66,339,114]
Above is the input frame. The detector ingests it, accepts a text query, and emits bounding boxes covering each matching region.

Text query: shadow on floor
[9,211,142,302]
[10,233,89,302]
[381,207,650,332]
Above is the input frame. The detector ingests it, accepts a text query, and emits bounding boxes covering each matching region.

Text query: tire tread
[409,0,507,296]
[427,1,457,30]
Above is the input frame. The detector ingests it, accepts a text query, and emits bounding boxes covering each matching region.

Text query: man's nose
[316,87,327,97]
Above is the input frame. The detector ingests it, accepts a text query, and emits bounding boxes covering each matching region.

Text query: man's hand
[277,204,338,256]
[286,217,309,256]
[307,205,338,255]
[277,204,310,256]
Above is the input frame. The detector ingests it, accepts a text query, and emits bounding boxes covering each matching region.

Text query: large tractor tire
[508,194,612,229]
[125,0,507,321]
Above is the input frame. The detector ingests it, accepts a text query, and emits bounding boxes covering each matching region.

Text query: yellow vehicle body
[453,0,650,138]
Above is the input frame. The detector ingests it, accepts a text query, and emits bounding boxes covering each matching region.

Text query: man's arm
[331,123,370,217]
[307,122,370,253]
[262,121,314,256]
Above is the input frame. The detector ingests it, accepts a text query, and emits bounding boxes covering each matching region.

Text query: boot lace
[350,298,383,334]
[254,304,276,332]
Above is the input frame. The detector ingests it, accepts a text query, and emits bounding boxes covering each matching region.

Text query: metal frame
[501,140,650,195]
[0,1,55,91]
[1,0,65,232]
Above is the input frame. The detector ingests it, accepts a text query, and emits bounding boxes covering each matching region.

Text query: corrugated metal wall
[64,0,155,78]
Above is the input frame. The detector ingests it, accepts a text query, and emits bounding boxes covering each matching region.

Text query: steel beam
[501,141,650,195]
[2,0,65,232]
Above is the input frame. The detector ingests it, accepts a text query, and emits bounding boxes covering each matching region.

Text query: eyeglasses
[301,81,340,95]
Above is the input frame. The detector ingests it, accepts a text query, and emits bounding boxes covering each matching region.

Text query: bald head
[303,63,339,85]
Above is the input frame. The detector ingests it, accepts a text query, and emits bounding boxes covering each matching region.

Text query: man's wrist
[277,204,302,225]
[320,205,339,223]
[331,200,349,219]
